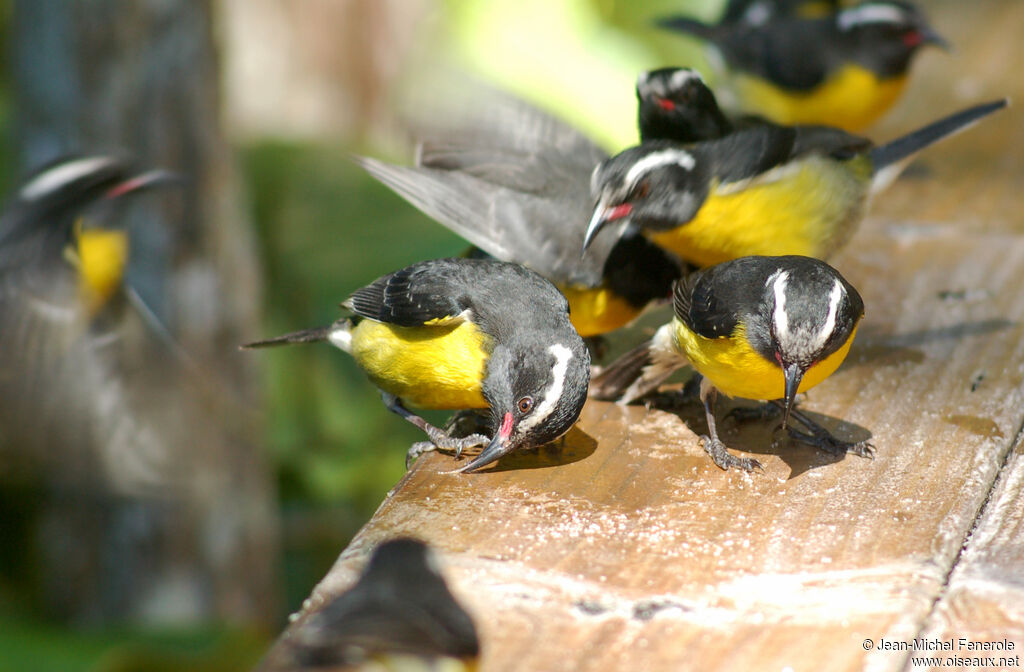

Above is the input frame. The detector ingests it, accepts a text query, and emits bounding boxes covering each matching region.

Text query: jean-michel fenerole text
[876,638,1016,652]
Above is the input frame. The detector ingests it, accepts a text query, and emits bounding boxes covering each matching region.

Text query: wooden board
[258,2,1024,669]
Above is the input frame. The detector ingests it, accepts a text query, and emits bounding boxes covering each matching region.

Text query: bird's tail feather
[590,325,688,404]
[240,324,337,350]
[869,99,1008,191]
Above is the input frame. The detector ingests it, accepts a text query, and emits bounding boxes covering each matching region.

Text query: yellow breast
[349,319,492,410]
[75,226,129,314]
[560,285,643,338]
[649,154,871,268]
[673,320,858,401]
[731,65,908,132]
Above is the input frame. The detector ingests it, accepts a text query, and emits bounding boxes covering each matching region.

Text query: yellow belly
[673,321,858,401]
[731,65,908,132]
[560,285,643,338]
[75,227,129,314]
[350,319,491,410]
[649,154,871,268]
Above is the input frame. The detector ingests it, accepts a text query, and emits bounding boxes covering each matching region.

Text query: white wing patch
[20,157,118,201]
[519,343,574,434]
[625,148,696,189]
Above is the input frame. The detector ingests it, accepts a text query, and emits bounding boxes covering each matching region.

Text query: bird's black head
[584,142,711,251]
[746,256,864,426]
[457,330,591,473]
[835,1,949,77]
[2,156,178,238]
[636,67,733,144]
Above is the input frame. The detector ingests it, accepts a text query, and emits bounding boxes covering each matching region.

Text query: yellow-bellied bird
[243,258,591,473]
[656,1,948,131]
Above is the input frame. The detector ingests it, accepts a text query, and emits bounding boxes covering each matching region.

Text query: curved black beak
[582,200,632,253]
[452,412,515,473]
[922,26,952,52]
[781,362,806,430]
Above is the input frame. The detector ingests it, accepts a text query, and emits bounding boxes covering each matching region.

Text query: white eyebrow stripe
[669,68,702,92]
[812,278,846,351]
[518,343,573,434]
[837,4,908,30]
[625,148,696,188]
[20,157,118,201]
[770,270,791,342]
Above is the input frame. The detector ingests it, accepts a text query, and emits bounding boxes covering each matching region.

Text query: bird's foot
[406,432,491,469]
[699,435,763,472]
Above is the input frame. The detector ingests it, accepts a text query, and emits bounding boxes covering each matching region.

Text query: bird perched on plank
[357,91,684,339]
[288,538,480,671]
[656,1,949,131]
[243,258,591,473]
[585,98,1007,268]
[601,256,870,472]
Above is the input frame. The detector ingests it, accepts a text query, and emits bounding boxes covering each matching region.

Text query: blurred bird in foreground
[656,1,949,131]
[288,538,480,671]
[0,155,276,626]
[357,89,684,340]
[243,258,591,473]
[0,156,180,491]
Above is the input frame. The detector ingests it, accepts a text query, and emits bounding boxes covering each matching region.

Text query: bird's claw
[699,435,763,472]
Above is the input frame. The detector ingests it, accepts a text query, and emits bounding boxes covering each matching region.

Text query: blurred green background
[0,0,703,669]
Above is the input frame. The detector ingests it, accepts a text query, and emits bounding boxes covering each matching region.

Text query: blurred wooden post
[8,0,276,626]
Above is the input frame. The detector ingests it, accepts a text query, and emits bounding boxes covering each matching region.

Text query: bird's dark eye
[628,180,650,201]
[517,396,534,414]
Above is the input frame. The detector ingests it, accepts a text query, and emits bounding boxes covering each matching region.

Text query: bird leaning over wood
[584,98,1007,268]
[656,1,949,131]
[356,90,684,340]
[243,258,591,473]
[288,538,480,671]
[600,256,870,472]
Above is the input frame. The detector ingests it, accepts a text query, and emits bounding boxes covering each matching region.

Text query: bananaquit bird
[636,66,857,150]
[584,98,1007,268]
[289,538,479,670]
[637,67,735,144]
[243,258,591,473]
[0,156,179,479]
[356,91,683,339]
[604,255,870,472]
[657,1,948,131]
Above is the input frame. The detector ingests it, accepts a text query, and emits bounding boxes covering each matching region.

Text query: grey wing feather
[358,94,621,287]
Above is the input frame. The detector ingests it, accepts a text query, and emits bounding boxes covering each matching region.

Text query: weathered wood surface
[259,2,1024,670]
